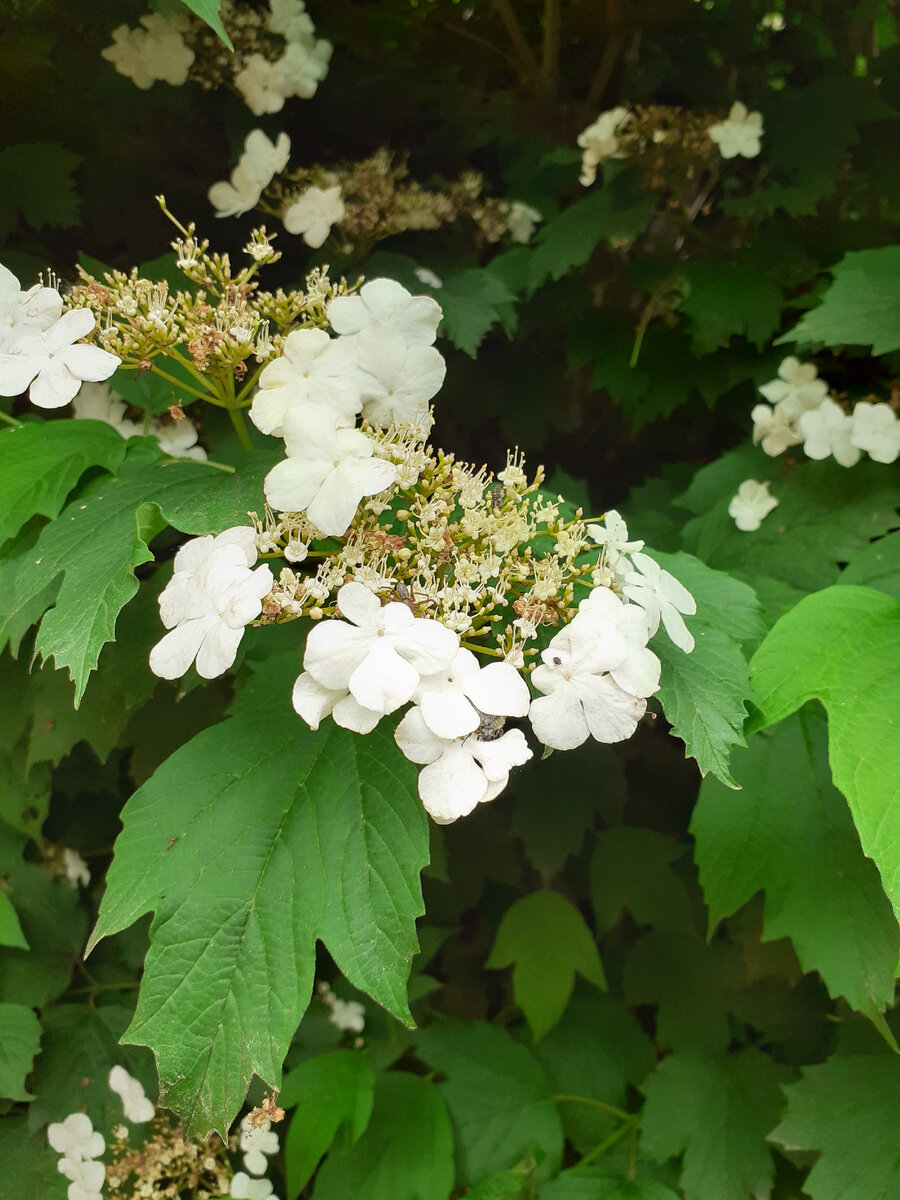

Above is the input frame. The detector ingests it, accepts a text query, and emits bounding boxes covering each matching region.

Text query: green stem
[554,1095,633,1122]
[69,980,141,997]
[0,409,23,428]
[149,364,214,403]
[578,1116,638,1167]
[460,641,503,658]
[234,363,265,405]
[161,456,236,473]
[167,345,219,389]
[228,406,253,451]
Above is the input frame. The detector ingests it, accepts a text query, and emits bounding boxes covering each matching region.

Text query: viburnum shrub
[1,2,899,1199]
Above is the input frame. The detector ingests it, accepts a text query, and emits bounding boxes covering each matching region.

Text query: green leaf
[88,653,428,1138]
[0,420,128,548]
[281,1051,375,1197]
[312,1072,453,1200]
[540,1169,680,1199]
[679,449,900,600]
[0,1003,41,1100]
[750,586,900,923]
[780,247,900,354]
[0,448,274,703]
[0,1115,67,1200]
[0,741,51,841]
[769,1055,900,1200]
[692,708,899,1017]
[0,143,81,235]
[438,267,516,357]
[463,1168,529,1199]
[589,828,696,938]
[0,890,28,950]
[510,743,621,882]
[0,865,87,1007]
[27,1005,155,1134]
[839,531,900,600]
[417,1020,564,1184]
[654,626,752,788]
[178,0,232,46]
[527,178,654,295]
[640,1047,786,1200]
[532,987,653,1154]
[678,263,783,355]
[25,579,162,768]
[624,931,742,1053]
[487,892,605,1041]
[648,550,762,786]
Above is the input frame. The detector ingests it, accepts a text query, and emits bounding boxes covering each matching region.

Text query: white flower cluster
[752,356,900,467]
[708,101,763,159]
[235,1115,279,1183]
[577,107,631,186]
[73,382,207,461]
[235,0,332,115]
[101,11,195,90]
[0,265,119,409]
[251,277,445,532]
[48,1113,106,1200]
[148,277,695,823]
[46,1069,154,1200]
[209,130,292,220]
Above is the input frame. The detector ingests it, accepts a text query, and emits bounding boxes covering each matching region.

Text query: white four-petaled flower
[149,528,274,681]
[577,107,631,185]
[302,582,458,716]
[728,479,779,531]
[263,406,397,535]
[708,101,764,159]
[0,305,119,409]
[758,357,828,419]
[283,185,345,248]
[798,398,861,467]
[395,706,532,824]
[621,552,697,653]
[47,1113,105,1162]
[850,400,900,464]
[328,279,442,349]
[250,328,361,436]
[413,647,531,740]
[109,1065,155,1123]
[230,1171,276,1200]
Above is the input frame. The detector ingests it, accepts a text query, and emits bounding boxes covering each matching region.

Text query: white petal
[303,619,373,688]
[529,685,589,751]
[419,687,479,739]
[335,581,382,627]
[195,621,245,678]
[461,661,531,718]
[332,694,382,734]
[291,672,343,730]
[394,617,459,675]
[394,706,449,765]
[348,638,419,713]
[609,646,661,698]
[574,674,646,742]
[149,618,214,679]
[418,745,487,823]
